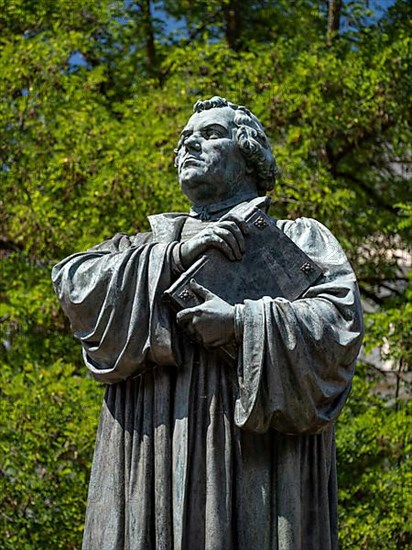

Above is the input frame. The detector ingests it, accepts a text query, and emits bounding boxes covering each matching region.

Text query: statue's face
[176,107,249,205]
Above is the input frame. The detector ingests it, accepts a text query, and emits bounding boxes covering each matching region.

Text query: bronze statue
[53,97,363,549]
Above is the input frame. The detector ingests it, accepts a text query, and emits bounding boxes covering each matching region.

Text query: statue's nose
[184,135,201,151]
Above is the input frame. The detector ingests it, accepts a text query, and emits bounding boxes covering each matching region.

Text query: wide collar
[189,192,259,221]
[148,195,271,243]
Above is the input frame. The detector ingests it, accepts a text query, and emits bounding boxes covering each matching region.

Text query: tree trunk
[224,0,242,51]
[327,0,342,46]
[142,0,156,67]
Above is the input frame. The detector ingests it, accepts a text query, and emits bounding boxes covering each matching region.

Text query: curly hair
[187,96,277,195]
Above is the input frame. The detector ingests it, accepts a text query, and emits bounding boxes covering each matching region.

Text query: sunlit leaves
[0,361,103,549]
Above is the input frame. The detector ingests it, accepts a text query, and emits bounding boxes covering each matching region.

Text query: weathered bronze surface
[52,97,363,550]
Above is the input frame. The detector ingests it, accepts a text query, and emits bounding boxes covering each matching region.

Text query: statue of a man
[52,96,363,550]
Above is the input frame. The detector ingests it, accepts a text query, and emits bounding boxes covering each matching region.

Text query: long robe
[52,198,363,550]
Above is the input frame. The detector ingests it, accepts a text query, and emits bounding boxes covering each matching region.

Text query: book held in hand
[164,205,323,362]
[165,206,323,309]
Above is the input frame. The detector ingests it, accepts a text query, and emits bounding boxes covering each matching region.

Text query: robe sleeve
[234,217,364,435]
[52,232,180,384]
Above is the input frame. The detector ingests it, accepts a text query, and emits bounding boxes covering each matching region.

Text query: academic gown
[52,197,363,550]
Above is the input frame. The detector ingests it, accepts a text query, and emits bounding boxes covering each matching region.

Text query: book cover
[165,207,323,311]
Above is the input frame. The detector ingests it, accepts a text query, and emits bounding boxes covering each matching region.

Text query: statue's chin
[179,173,215,203]
[179,170,251,206]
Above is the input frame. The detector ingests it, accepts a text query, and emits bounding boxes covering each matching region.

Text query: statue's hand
[176,280,235,347]
[180,214,248,268]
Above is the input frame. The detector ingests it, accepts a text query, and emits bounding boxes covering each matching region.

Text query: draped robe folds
[52,199,363,550]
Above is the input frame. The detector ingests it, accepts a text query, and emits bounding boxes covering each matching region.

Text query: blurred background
[1,1,411,548]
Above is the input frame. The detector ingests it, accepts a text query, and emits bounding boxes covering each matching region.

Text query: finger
[216,222,245,255]
[176,308,197,325]
[220,213,249,235]
[207,234,236,261]
[213,227,242,259]
[189,279,216,301]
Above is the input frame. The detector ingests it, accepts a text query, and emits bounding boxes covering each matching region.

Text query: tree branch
[0,239,22,252]
[334,171,399,214]
[325,117,394,172]
[358,284,385,305]
[362,359,410,383]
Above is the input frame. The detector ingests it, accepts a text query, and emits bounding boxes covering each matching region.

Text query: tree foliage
[1,1,411,547]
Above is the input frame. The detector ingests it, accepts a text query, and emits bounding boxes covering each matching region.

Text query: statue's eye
[177,134,190,149]
[205,129,222,139]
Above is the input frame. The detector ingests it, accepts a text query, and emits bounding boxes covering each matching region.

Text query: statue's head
[174,96,277,205]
